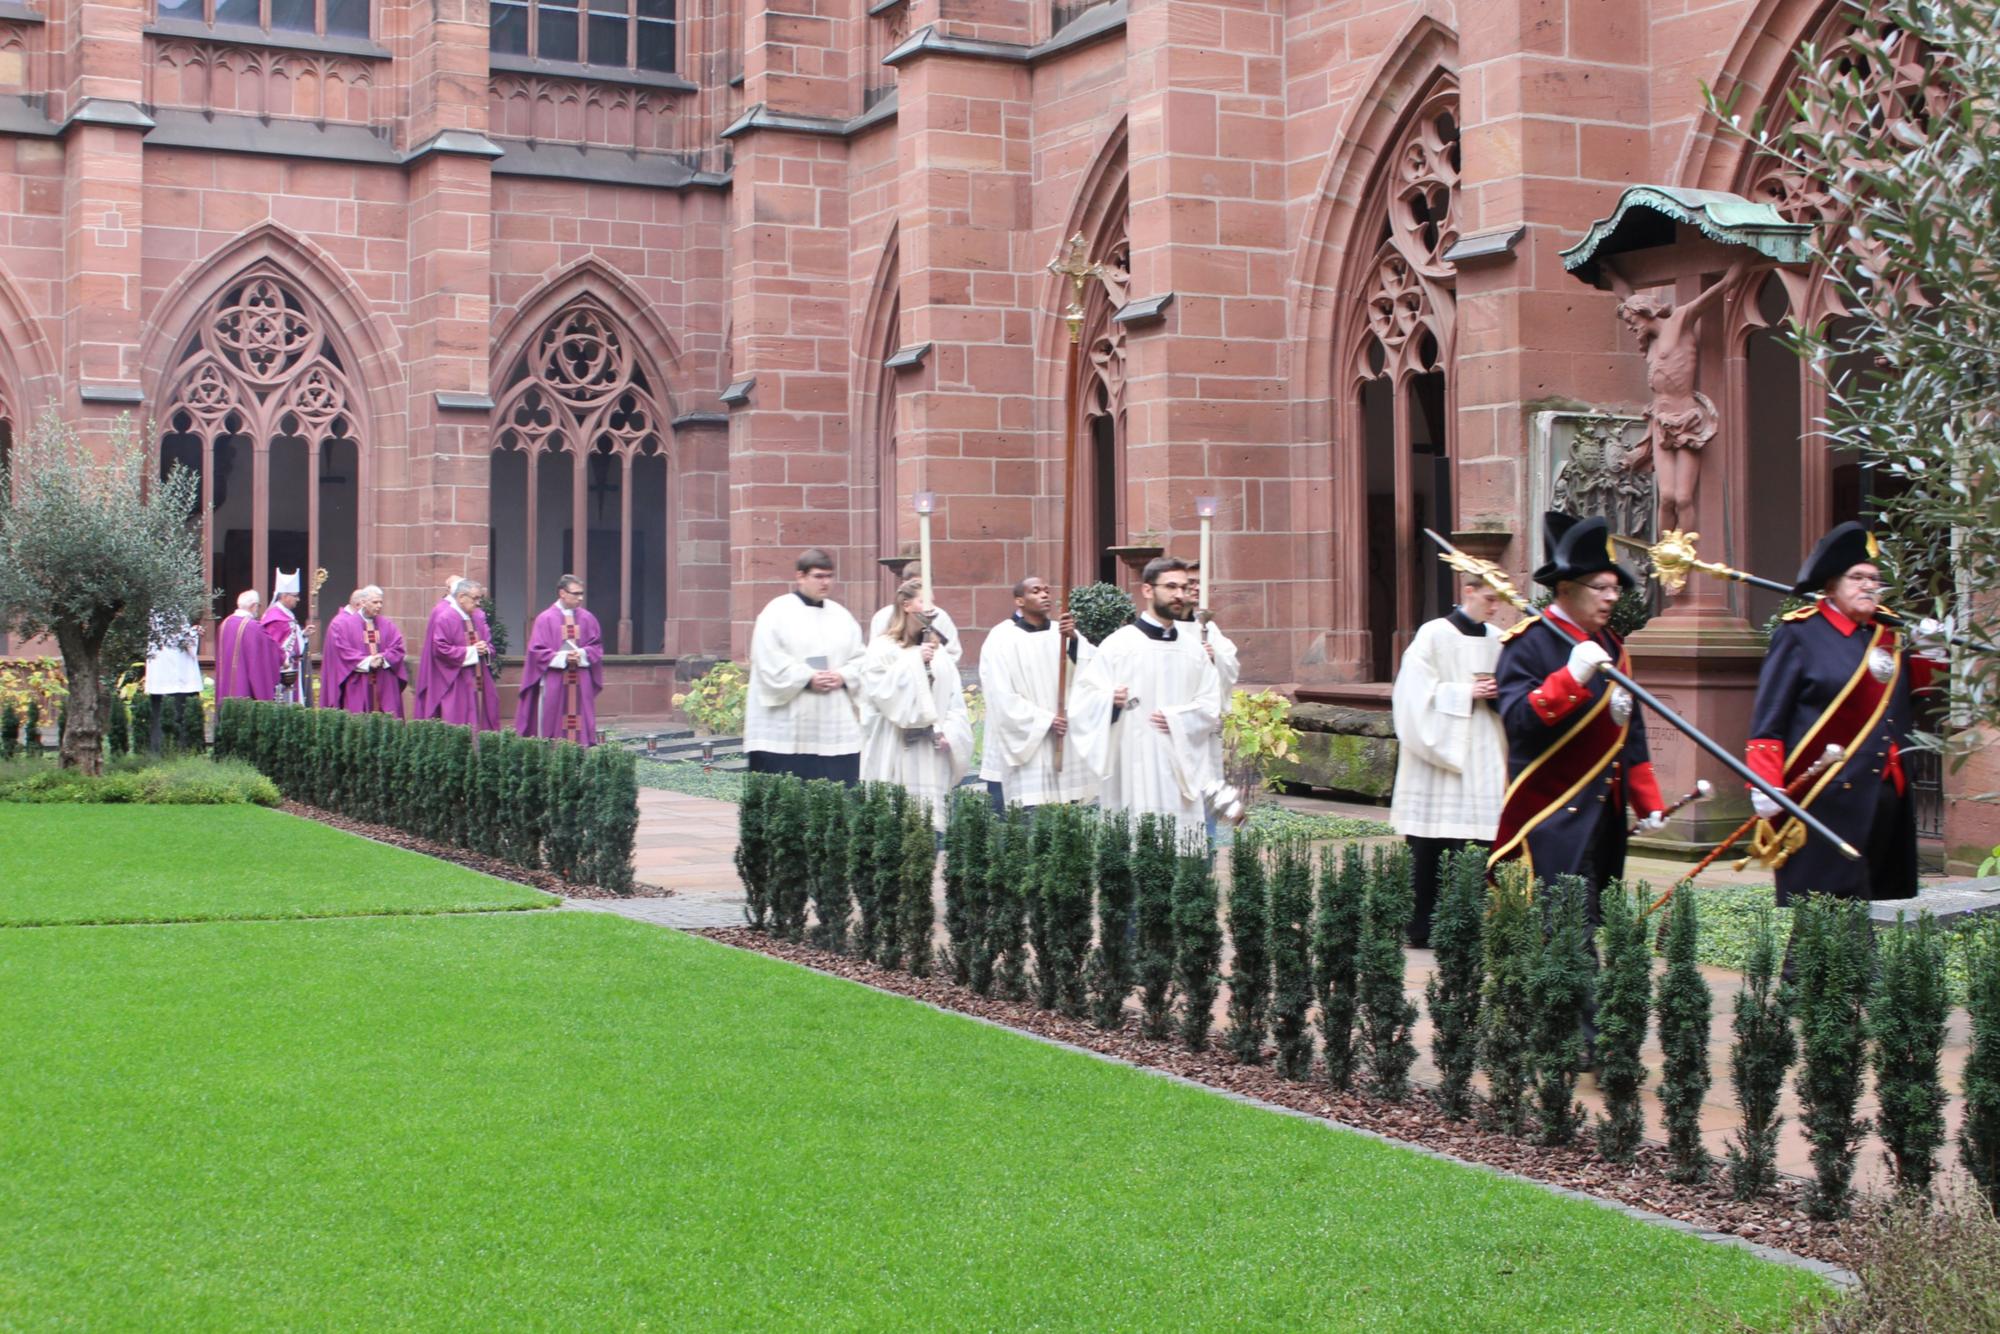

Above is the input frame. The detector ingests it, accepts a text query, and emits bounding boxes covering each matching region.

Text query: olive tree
[1725,0,2000,749]
[0,414,205,773]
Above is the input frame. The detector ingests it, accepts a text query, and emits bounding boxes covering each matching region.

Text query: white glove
[1567,640,1611,685]
[1913,617,1951,657]
[1636,810,1667,833]
[1750,789,1782,821]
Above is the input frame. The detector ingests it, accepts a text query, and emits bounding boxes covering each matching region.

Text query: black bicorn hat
[1793,520,1881,594]
[1532,511,1635,591]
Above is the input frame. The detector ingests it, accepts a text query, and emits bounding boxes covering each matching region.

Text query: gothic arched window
[1344,81,1459,681]
[1069,185,1129,590]
[158,269,365,622]
[490,300,670,654]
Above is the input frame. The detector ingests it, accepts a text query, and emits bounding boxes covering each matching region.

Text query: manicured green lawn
[0,805,554,926]
[1,909,1820,1329]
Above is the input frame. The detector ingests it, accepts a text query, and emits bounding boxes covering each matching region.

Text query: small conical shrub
[1041,804,1096,1018]
[1133,813,1177,1039]
[767,776,812,941]
[0,701,18,759]
[1727,905,1796,1199]
[1224,829,1272,1063]
[1027,805,1059,1009]
[108,692,130,756]
[897,796,936,976]
[1872,911,1950,1197]
[1172,832,1222,1051]
[1656,881,1713,1184]
[175,692,202,752]
[1424,846,1485,1120]
[735,774,774,928]
[809,782,854,952]
[870,786,908,967]
[1594,880,1653,1163]
[1088,809,1136,1030]
[1478,861,1536,1136]
[1313,842,1366,1090]
[987,806,1033,1002]
[23,698,41,750]
[844,783,882,950]
[1268,838,1316,1079]
[1358,844,1418,1099]
[1528,873,1595,1146]
[943,790,993,982]
[1961,921,2000,1214]
[1792,894,1875,1219]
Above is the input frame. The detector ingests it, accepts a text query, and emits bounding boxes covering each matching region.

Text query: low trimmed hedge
[0,756,278,806]
[215,700,638,894]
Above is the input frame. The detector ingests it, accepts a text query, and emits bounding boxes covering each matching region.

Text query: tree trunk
[55,628,105,776]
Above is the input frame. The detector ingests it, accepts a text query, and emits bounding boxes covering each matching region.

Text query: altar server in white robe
[1181,562,1241,793]
[744,548,867,783]
[869,569,963,665]
[978,574,1097,808]
[1390,574,1507,946]
[1070,557,1222,834]
[860,579,973,829]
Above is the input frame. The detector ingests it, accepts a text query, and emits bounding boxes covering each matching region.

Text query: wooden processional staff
[1046,233,1105,774]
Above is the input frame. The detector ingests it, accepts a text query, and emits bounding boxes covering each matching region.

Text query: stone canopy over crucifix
[1561,186,1811,539]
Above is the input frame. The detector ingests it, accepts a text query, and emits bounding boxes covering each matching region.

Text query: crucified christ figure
[1607,256,1760,534]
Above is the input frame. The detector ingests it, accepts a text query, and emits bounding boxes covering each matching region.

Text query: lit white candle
[914,491,936,603]
[1195,497,1219,612]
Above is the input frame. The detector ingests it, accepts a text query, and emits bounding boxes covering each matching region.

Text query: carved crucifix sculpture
[1606,256,1759,535]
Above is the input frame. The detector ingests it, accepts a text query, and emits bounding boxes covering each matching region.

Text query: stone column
[1123,0,1291,680]
[724,0,855,655]
[54,0,150,442]
[401,1,501,617]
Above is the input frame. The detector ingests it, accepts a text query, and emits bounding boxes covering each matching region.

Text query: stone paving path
[616,784,1969,1195]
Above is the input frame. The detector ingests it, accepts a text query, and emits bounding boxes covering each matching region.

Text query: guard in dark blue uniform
[1489,513,1666,918]
[1743,522,1944,904]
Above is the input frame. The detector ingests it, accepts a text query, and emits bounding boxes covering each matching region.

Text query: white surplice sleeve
[1391,621,1468,775]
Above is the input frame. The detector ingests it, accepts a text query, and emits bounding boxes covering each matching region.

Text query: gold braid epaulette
[1781,604,1819,622]
[1500,615,1541,643]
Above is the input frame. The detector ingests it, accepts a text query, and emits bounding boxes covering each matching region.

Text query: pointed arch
[1038,118,1130,589]
[853,223,901,602]
[0,260,58,434]
[1676,0,1847,192]
[489,263,684,656]
[1285,17,1458,682]
[147,244,384,629]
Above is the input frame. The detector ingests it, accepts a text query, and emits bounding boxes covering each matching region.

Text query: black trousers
[1404,836,1490,949]
[746,750,860,785]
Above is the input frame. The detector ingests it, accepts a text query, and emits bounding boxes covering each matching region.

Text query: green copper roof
[1561,185,1813,288]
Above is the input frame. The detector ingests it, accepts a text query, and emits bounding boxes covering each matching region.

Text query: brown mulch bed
[702,926,1871,1270]
[280,800,673,900]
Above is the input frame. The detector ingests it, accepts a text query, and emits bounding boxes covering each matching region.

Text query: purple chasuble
[415,601,499,730]
[215,611,282,700]
[323,609,408,717]
[259,603,309,704]
[514,602,605,746]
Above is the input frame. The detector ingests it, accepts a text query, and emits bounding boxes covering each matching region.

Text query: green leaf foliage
[1358,844,1418,1099]
[1593,881,1653,1163]
[986,805,1033,1002]
[1726,906,1796,1200]
[897,796,936,978]
[1267,838,1316,1080]
[869,786,907,968]
[1961,921,2000,1214]
[1656,883,1713,1184]
[1133,813,1177,1039]
[1224,829,1272,1063]
[1038,804,1096,1019]
[1087,809,1136,1030]
[1791,894,1875,1219]
[1478,863,1536,1137]
[769,775,812,943]
[842,782,881,949]
[1313,842,1366,1090]
[1065,582,1134,646]
[1529,874,1595,1147]
[808,781,854,953]
[1424,846,1485,1121]
[1872,912,1950,1197]
[942,789,993,983]
[1172,832,1222,1052]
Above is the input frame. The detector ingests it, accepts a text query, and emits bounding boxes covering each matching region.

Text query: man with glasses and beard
[1743,521,1947,905]
[1070,557,1222,834]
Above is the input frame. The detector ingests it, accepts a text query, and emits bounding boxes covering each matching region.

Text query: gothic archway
[157,266,366,623]
[1338,76,1459,680]
[490,298,672,654]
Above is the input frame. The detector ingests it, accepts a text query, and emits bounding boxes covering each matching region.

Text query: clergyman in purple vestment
[415,579,500,730]
[322,586,408,717]
[259,569,314,705]
[214,591,282,701]
[514,575,605,746]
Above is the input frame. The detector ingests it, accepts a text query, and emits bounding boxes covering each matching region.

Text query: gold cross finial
[1047,232,1104,345]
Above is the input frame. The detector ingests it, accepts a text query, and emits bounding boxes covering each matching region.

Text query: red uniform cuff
[1744,738,1785,791]
[1529,667,1588,724]
[1626,760,1665,816]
